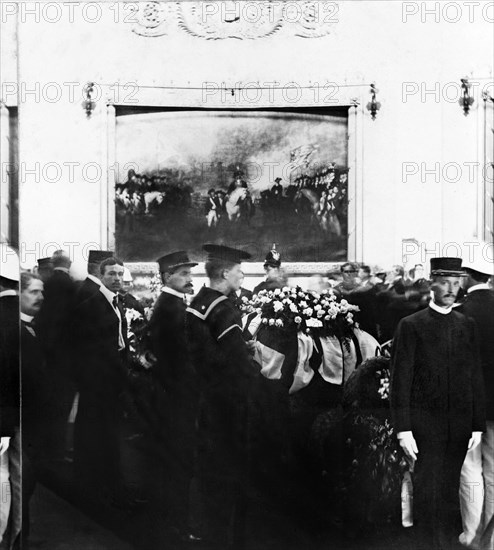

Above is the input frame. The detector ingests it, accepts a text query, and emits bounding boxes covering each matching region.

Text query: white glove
[397,431,418,462]
[468,431,483,451]
[0,437,11,455]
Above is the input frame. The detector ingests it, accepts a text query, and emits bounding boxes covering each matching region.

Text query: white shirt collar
[99,284,116,304]
[163,286,186,300]
[87,274,102,286]
[429,300,452,315]
[20,312,34,323]
[98,285,125,350]
[467,283,491,294]
[0,290,17,298]
[54,267,69,274]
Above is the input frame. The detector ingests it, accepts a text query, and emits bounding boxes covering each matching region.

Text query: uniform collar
[467,283,491,294]
[54,267,69,274]
[163,286,186,300]
[0,290,17,298]
[429,300,452,315]
[20,312,34,323]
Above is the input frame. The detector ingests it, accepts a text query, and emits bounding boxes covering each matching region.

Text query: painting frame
[102,87,364,268]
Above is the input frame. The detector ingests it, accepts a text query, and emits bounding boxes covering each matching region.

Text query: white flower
[273,301,284,312]
[125,308,143,324]
[274,288,281,296]
[262,318,268,324]
[299,300,308,309]
[314,304,322,311]
[324,315,330,321]
[294,316,302,324]
[306,318,323,328]
[317,309,325,318]
[340,299,348,306]
[269,318,275,326]
[275,319,284,327]
[303,307,313,317]
[282,286,290,293]
[290,303,298,313]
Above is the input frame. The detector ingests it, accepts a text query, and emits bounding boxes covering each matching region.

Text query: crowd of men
[0,242,493,550]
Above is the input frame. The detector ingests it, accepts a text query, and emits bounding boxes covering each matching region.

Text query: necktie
[24,320,36,337]
[112,296,125,350]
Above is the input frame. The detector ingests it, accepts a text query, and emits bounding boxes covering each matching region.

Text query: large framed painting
[114,107,350,263]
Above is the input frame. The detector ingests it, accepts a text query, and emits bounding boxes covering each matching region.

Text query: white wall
[7,1,492,272]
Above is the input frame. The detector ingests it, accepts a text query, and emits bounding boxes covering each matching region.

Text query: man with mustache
[20,272,54,548]
[148,251,200,544]
[391,257,486,550]
[72,256,132,509]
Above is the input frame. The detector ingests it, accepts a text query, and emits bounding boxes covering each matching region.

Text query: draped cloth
[244,313,380,394]
[289,333,314,394]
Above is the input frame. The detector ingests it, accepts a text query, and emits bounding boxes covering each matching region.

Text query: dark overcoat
[390,307,486,441]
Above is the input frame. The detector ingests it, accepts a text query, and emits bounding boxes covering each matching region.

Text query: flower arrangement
[241,286,360,348]
[125,307,156,370]
[376,367,391,401]
[341,414,407,526]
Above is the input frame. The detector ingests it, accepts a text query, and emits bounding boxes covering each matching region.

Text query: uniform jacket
[458,288,494,420]
[390,307,486,441]
[118,291,145,315]
[149,290,193,393]
[0,295,20,436]
[186,287,258,393]
[229,287,253,310]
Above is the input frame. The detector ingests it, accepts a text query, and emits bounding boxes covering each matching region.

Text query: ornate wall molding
[130,1,339,40]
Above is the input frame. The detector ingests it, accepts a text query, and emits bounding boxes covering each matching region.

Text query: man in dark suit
[148,251,199,542]
[19,272,55,548]
[74,249,114,304]
[72,256,130,508]
[186,244,260,549]
[35,250,76,460]
[391,257,486,550]
[458,253,494,549]
[0,244,20,547]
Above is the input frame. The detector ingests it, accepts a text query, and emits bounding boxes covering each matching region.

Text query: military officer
[148,251,200,543]
[186,244,260,549]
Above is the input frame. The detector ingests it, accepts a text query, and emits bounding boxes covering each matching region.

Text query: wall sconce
[459,78,474,116]
[82,82,96,118]
[366,83,381,120]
